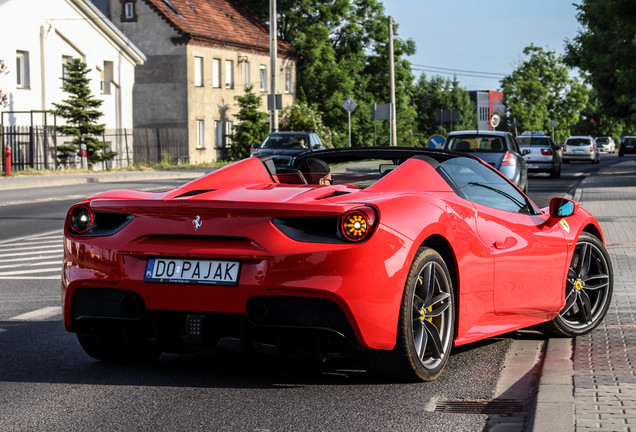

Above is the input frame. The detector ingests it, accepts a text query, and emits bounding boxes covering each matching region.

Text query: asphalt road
[0,153,623,431]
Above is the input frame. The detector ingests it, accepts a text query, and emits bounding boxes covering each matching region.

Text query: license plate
[528,164,539,169]
[144,258,240,286]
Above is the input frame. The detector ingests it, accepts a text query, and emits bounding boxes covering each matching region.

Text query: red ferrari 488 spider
[62,147,613,381]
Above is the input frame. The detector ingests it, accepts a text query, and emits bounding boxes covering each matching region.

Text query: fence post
[4,145,11,176]
[80,144,87,169]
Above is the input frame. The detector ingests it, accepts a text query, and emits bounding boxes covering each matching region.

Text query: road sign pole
[348,110,352,147]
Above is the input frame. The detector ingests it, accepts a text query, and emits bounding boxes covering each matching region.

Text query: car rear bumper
[62,227,413,351]
[563,153,595,161]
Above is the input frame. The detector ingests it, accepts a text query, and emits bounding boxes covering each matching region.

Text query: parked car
[618,136,636,156]
[562,136,600,164]
[62,147,612,381]
[444,130,529,192]
[595,136,616,153]
[516,133,562,178]
[251,131,325,167]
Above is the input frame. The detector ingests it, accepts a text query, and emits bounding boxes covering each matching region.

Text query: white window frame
[259,65,267,91]
[124,2,134,19]
[245,61,251,87]
[101,60,113,94]
[16,51,30,89]
[214,120,222,148]
[212,59,221,88]
[284,66,292,94]
[225,121,234,147]
[196,120,205,149]
[224,60,233,89]
[62,56,73,79]
[194,56,203,87]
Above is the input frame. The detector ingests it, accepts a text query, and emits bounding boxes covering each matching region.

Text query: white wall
[0,0,142,133]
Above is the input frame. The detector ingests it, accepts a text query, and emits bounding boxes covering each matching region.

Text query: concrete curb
[531,338,574,432]
[0,169,211,190]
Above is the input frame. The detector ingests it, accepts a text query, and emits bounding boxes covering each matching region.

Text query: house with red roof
[93,0,296,162]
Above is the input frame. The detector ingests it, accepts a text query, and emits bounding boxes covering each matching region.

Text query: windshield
[446,136,506,152]
[566,138,592,146]
[516,136,551,147]
[260,134,309,150]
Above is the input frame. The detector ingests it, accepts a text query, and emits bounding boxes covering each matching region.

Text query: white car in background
[595,136,616,153]
[562,136,600,164]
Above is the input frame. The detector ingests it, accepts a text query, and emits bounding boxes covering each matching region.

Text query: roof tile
[143,0,292,54]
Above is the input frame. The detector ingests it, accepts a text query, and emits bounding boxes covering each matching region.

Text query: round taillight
[340,207,376,242]
[69,205,94,234]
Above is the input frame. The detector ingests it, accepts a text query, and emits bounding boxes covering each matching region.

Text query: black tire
[538,233,613,337]
[77,321,162,362]
[370,248,455,381]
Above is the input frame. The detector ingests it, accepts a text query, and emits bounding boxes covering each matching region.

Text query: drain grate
[435,400,524,415]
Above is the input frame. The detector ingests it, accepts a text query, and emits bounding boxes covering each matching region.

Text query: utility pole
[388,16,397,146]
[269,0,278,132]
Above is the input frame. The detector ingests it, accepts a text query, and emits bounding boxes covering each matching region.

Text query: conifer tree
[228,85,269,160]
[53,59,113,167]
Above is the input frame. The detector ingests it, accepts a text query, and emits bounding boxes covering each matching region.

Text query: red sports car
[62,147,613,381]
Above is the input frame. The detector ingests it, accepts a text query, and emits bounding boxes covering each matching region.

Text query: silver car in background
[517,133,562,178]
[562,136,600,164]
[444,130,529,193]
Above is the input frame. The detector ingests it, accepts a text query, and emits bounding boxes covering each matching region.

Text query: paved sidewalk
[0,168,210,190]
[533,157,636,431]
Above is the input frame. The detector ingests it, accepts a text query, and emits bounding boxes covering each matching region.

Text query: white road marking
[0,231,64,280]
[9,306,62,321]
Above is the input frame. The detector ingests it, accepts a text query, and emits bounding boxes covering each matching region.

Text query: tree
[228,85,270,160]
[564,0,636,122]
[53,59,111,167]
[410,74,476,143]
[0,60,8,108]
[501,45,588,143]
[279,101,336,148]
[243,0,418,147]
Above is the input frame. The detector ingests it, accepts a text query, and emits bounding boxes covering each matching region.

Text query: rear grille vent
[434,400,524,415]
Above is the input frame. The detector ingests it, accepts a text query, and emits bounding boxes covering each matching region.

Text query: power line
[410,63,506,80]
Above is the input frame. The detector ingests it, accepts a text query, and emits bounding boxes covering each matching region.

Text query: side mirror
[251,143,260,149]
[549,197,579,218]
[522,149,531,155]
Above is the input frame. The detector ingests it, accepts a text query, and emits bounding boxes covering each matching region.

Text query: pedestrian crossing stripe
[0,230,64,280]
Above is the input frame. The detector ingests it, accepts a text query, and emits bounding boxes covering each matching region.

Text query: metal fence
[133,128,189,165]
[1,126,189,172]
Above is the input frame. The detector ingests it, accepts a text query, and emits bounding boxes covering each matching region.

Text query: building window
[212,59,221,88]
[224,60,233,89]
[122,1,137,21]
[194,56,203,87]
[196,120,205,149]
[214,121,222,148]
[62,56,73,79]
[245,61,250,87]
[225,121,234,147]
[259,65,267,91]
[284,66,292,93]
[16,51,30,89]
[101,61,113,94]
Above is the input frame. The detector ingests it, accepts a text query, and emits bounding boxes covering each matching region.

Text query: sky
[382,0,582,91]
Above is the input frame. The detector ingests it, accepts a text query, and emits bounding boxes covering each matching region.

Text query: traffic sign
[342,97,358,113]
[427,134,446,149]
